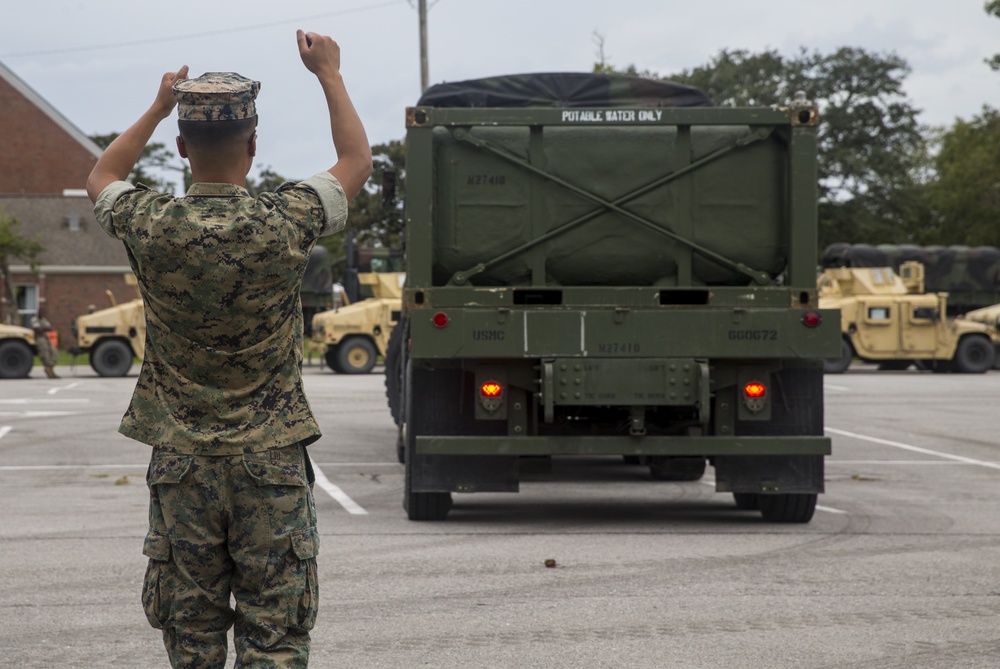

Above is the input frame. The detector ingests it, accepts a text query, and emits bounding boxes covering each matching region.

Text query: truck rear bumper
[416,435,831,457]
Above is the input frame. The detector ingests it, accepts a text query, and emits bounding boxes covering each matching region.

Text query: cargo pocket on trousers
[288,527,320,633]
[141,530,173,630]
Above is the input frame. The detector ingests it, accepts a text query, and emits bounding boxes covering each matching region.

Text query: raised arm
[86,66,189,204]
[296,29,373,200]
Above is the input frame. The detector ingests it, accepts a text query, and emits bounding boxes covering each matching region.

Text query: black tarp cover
[417,72,713,108]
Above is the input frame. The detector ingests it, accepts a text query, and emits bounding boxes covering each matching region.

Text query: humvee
[819,261,995,373]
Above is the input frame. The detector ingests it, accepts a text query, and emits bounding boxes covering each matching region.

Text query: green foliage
[987,1,1000,71]
[316,141,406,277]
[923,108,1000,246]
[0,209,44,322]
[89,133,185,193]
[602,46,933,249]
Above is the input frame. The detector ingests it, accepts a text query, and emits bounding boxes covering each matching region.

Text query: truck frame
[389,79,840,523]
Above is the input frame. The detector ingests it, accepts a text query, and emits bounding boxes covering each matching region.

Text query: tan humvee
[310,272,404,374]
[0,323,37,379]
[72,274,145,377]
[819,261,995,373]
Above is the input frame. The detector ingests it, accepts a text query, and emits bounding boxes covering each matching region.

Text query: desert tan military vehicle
[0,323,37,379]
[819,261,995,373]
[72,275,145,377]
[959,302,1000,369]
[311,270,403,374]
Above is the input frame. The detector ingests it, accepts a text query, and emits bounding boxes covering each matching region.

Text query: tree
[922,109,1000,246]
[0,209,44,324]
[316,140,406,272]
[599,47,933,249]
[987,0,1000,70]
[89,133,184,193]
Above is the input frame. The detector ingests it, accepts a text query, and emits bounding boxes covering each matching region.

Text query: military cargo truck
[0,324,37,379]
[311,240,404,373]
[822,243,1000,316]
[819,261,995,373]
[385,73,840,523]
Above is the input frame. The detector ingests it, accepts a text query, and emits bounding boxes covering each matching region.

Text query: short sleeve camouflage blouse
[94,174,347,454]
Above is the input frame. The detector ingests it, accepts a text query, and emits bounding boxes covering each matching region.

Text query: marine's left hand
[153,65,189,118]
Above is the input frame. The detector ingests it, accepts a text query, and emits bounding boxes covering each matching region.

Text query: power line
[0,0,405,59]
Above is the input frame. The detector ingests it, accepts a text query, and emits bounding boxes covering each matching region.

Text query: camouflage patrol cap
[173,72,260,121]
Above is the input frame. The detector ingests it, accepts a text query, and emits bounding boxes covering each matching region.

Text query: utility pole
[418,0,429,92]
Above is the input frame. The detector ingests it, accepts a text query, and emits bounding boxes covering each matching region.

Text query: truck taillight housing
[801,311,822,328]
[479,380,504,412]
[742,381,767,413]
[432,312,449,328]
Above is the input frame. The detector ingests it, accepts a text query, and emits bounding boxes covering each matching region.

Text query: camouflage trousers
[143,443,319,668]
[35,333,57,367]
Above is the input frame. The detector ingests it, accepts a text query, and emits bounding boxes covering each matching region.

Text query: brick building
[0,60,133,351]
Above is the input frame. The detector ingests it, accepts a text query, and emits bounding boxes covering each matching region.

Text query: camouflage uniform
[30,313,59,377]
[93,72,348,668]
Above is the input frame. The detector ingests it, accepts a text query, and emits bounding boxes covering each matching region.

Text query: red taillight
[479,380,504,412]
[801,311,821,328]
[742,381,767,413]
[432,312,449,328]
[481,382,503,398]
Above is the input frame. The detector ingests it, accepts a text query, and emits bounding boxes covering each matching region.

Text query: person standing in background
[30,305,59,378]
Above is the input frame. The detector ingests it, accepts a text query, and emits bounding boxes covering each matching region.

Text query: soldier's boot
[44,366,59,379]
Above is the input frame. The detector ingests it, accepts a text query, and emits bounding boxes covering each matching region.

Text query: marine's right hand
[297,30,341,78]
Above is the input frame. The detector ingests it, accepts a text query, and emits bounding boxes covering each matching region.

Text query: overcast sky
[3,0,998,191]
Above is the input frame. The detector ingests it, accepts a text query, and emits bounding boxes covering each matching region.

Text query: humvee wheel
[335,337,377,374]
[649,456,706,481]
[823,338,853,374]
[953,336,995,374]
[91,339,133,377]
[758,493,817,523]
[732,492,759,510]
[0,340,34,379]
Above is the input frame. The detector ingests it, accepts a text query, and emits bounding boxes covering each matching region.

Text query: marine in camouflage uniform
[87,30,372,668]
[30,307,59,378]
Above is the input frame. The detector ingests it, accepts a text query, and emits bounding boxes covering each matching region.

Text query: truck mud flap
[409,454,519,493]
[713,454,824,495]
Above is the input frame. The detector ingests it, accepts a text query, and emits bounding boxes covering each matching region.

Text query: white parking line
[826,427,1000,471]
[310,457,368,515]
[47,382,80,395]
[1,457,372,518]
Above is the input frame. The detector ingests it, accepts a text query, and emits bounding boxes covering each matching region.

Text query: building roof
[0,194,129,270]
[0,60,103,160]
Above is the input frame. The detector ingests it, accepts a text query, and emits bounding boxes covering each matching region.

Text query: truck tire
[732,492,759,510]
[758,493,817,523]
[91,339,133,377]
[952,336,995,374]
[403,361,453,520]
[0,340,34,379]
[649,456,706,481]
[384,319,406,427]
[823,337,853,374]
[334,337,377,374]
[404,470,453,521]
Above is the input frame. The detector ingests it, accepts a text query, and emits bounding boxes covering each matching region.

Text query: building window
[15,284,38,327]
